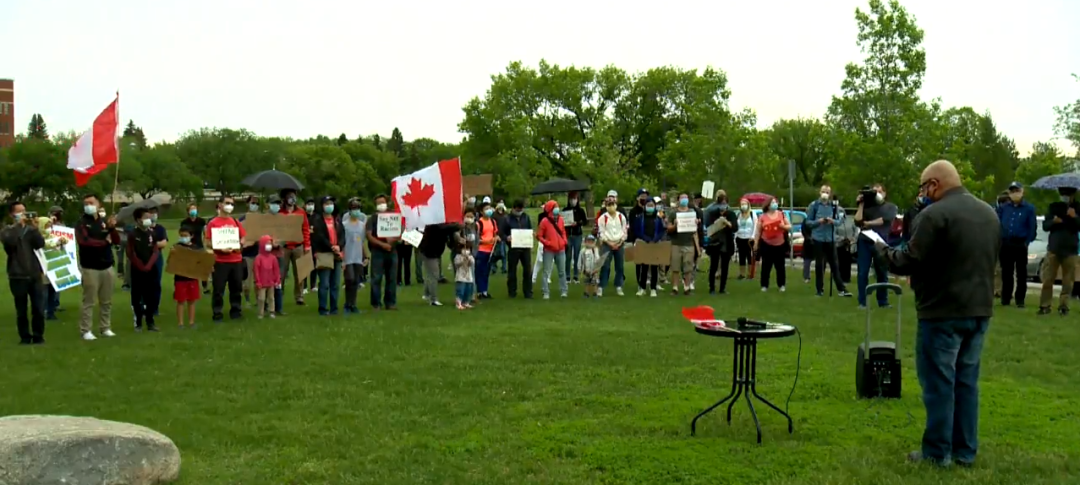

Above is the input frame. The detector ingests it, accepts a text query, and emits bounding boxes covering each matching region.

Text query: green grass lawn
[1,220,1078,484]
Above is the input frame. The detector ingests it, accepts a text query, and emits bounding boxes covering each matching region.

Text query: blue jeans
[45,285,59,317]
[476,251,492,294]
[317,260,342,314]
[599,244,625,288]
[565,234,583,280]
[370,250,398,308]
[492,241,507,273]
[541,250,568,296]
[916,318,989,465]
[856,238,890,306]
[455,281,474,303]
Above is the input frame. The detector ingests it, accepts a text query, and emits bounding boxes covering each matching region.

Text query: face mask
[324,204,334,214]
[179,236,191,244]
[875,192,885,204]
[820,192,829,201]
[679,198,689,207]
[496,204,506,211]
[1062,195,1072,203]
[84,205,97,215]
[249,203,259,212]
[719,203,729,211]
[264,244,273,252]
[918,196,932,207]
[268,204,280,214]
[376,203,388,212]
[569,199,577,206]
[98,210,107,218]
[141,218,153,228]
[484,209,494,217]
[1009,193,1022,202]
[350,209,361,218]
[607,206,617,213]
[513,209,523,216]
[287,196,296,206]
[646,207,655,214]
[464,217,475,224]
[223,204,234,214]
[769,203,779,211]
[552,208,561,216]
[188,209,198,217]
[468,197,476,204]
[305,205,315,213]
[740,204,749,211]
[150,214,158,223]
[13,212,24,222]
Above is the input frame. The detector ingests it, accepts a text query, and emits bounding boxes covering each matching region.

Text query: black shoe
[46,314,58,321]
[1059,307,1069,316]
[295,300,306,306]
[438,277,448,284]
[147,326,159,332]
[1038,306,1052,315]
[1017,303,1026,309]
[31,337,45,345]
[1001,300,1011,306]
[816,291,824,297]
[230,313,243,320]
[18,339,32,345]
[212,313,224,322]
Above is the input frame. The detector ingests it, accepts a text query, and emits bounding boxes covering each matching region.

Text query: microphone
[736,317,769,330]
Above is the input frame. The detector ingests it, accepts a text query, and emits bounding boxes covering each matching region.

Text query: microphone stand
[828,199,838,298]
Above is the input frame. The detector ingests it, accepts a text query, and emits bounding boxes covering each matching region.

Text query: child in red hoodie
[253,235,281,319]
[537,200,568,299]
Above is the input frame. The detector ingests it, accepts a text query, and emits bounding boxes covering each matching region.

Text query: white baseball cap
[482,196,491,204]
[606,190,618,198]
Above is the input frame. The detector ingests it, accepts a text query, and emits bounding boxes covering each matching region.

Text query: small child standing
[579,235,602,298]
[172,227,201,328]
[453,239,475,310]
[253,235,281,319]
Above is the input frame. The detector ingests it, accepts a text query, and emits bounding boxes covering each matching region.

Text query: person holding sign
[753,196,791,292]
[630,198,665,297]
[277,189,312,307]
[75,194,120,341]
[537,200,569,299]
[172,226,201,328]
[34,217,68,321]
[499,199,534,299]
[366,194,399,310]
[205,195,247,321]
[311,196,346,316]
[702,191,738,294]
[127,208,162,332]
[2,201,47,344]
[665,193,700,295]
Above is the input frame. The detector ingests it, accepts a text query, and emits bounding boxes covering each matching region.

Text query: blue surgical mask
[484,209,494,217]
[769,202,779,211]
[141,218,153,228]
[350,209,362,218]
[918,196,932,207]
[150,214,158,222]
[269,203,281,214]
[249,203,259,212]
[679,198,689,207]
[179,236,191,244]
[718,203,729,211]
[188,209,197,217]
[324,204,334,214]
[645,207,655,214]
[552,208,561,216]
[13,212,24,222]
[84,205,97,215]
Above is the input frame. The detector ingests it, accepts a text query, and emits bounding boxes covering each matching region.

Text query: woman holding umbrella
[1032,173,1080,315]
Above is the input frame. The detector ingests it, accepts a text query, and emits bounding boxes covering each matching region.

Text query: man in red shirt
[277,189,312,306]
[204,195,247,321]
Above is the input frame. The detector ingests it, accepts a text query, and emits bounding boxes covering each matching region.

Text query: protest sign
[562,210,575,226]
[165,245,216,281]
[210,226,241,250]
[295,251,315,280]
[701,181,715,200]
[36,226,81,292]
[462,174,493,195]
[632,241,672,265]
[377,213,403,238]
[676,211,697,233]
[401,229,423,247]
[624,244,635,262]
[511,229,534,249]
[241,213,303,246]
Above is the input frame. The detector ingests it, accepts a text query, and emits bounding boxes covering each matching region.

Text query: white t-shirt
[735,212,756,240]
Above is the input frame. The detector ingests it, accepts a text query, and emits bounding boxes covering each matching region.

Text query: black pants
[636,264,659,290]
[343,263,363,308]
[814,240,847,293]
[759,242,786,289]
[706,246,733,292]
[507,248,533,298]
[837,243,853,284]
[396,244,413,285]
[736,238,752,266]
[10,278,45,343]
[212,261,244,318]
[130,270,161,326]
[1000,242,1029,305]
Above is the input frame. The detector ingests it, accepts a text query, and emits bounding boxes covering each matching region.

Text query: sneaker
[102,329,116,337]
[1059,306,1070,316]
[761,287,767,292]
[422,295,429,301]
[269,313,276,319]
[134,326,143,333]
[688,283,695,291]
[302,288,309,296]
[839,291,853,297]
[597,288,603,297]
[543,293,550,300]
[779,286,786,292]
[431,301,443,307]
[650,289,657,297]
[636,289,645,296]
[616,287,624,296]
[572,279,580,284]
[258,315,264,320]
[82,332,97,341]
[804,279,810,284]
[560,292,568,298]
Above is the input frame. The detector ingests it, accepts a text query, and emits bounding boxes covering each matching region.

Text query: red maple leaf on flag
[401,177,436,211]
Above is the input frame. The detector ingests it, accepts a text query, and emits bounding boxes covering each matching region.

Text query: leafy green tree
[27,114,48,140]
[337,133,348,146]
[123,120,148,149]
[1016,142,1067,210]
[1054,74,1079,154]
[388,128,405,158]
[175,128,271,195]
[372,134,382,150]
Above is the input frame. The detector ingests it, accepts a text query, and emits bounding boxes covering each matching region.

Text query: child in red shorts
[172,227,201,328]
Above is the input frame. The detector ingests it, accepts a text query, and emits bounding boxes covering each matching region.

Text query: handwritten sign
[511,229,534,249]
[377,213,403,238]
[165,245,215,281]
[633,241,672,265]
[241,213,303,246]
[401,229,423,247]
[36,226,81,292]
[676,211,697,233]
[701,181,715,200]
[210,226,241,250]
[562,210,575,226]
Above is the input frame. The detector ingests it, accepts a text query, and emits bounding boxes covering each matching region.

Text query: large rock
[0,415,181,485]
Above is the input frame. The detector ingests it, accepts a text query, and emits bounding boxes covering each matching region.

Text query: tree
[1016,142,1066,210]
[1054,74,1080,154]
[766,118,831,190]
[387,128,405,158]
[372,134,382,150]
[336,133,348,146]
[175,128,271,195]
[123,120,148,149]
[27,114,48,140]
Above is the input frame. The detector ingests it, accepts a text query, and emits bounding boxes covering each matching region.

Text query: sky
[3,0,1078,155]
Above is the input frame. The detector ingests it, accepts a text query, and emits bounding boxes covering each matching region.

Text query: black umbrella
[1031,173,1080,191]
[116,197,161,223]
[241,170,305,191]
[530,178,590,195]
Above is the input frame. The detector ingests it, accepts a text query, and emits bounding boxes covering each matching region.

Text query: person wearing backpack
[805,185,852,297]
[204,195,248,321]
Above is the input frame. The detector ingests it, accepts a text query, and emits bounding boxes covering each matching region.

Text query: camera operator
[853,183,897,308]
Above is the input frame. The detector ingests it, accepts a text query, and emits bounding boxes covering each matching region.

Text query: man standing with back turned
[875,160,998,467]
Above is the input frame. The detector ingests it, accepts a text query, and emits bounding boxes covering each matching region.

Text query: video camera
[859,186,879,207]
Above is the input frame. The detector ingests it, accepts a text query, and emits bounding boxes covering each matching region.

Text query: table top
[694,321,796,339]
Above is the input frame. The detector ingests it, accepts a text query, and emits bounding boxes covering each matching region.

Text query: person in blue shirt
[805,185,853,297]
[996,181,1037,307]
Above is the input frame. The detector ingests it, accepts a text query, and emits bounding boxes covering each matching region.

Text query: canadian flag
[390,158,463,230]
[67,95,120,187]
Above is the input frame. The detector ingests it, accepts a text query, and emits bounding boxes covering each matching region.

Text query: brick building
[0,79,13,148]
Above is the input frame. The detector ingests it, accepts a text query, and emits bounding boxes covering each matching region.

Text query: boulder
[0,415,181,485]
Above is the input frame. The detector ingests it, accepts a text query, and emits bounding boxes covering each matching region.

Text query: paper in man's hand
[860,230,885,245]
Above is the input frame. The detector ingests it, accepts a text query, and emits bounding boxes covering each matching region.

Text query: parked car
[1029,216,1048,282]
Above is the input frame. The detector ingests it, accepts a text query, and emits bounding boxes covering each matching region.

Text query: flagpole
[110,90,120,212]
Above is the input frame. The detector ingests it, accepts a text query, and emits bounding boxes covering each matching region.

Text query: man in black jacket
[877,160,998,467]
[418,223,457,306]
[2,202,47,344]
[703,191,738,294]
[1038,187,1080,315]
[500,199,533,298]
[76,194,120,341]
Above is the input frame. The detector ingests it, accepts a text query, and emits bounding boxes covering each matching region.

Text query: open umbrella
[530,178,590,195]
[1031,173,1080,191]
[241,170,305,191]
[740,192,774,206]
[116,197,161,223]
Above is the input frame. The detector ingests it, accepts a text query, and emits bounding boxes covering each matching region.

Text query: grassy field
[1,219,1078,484]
